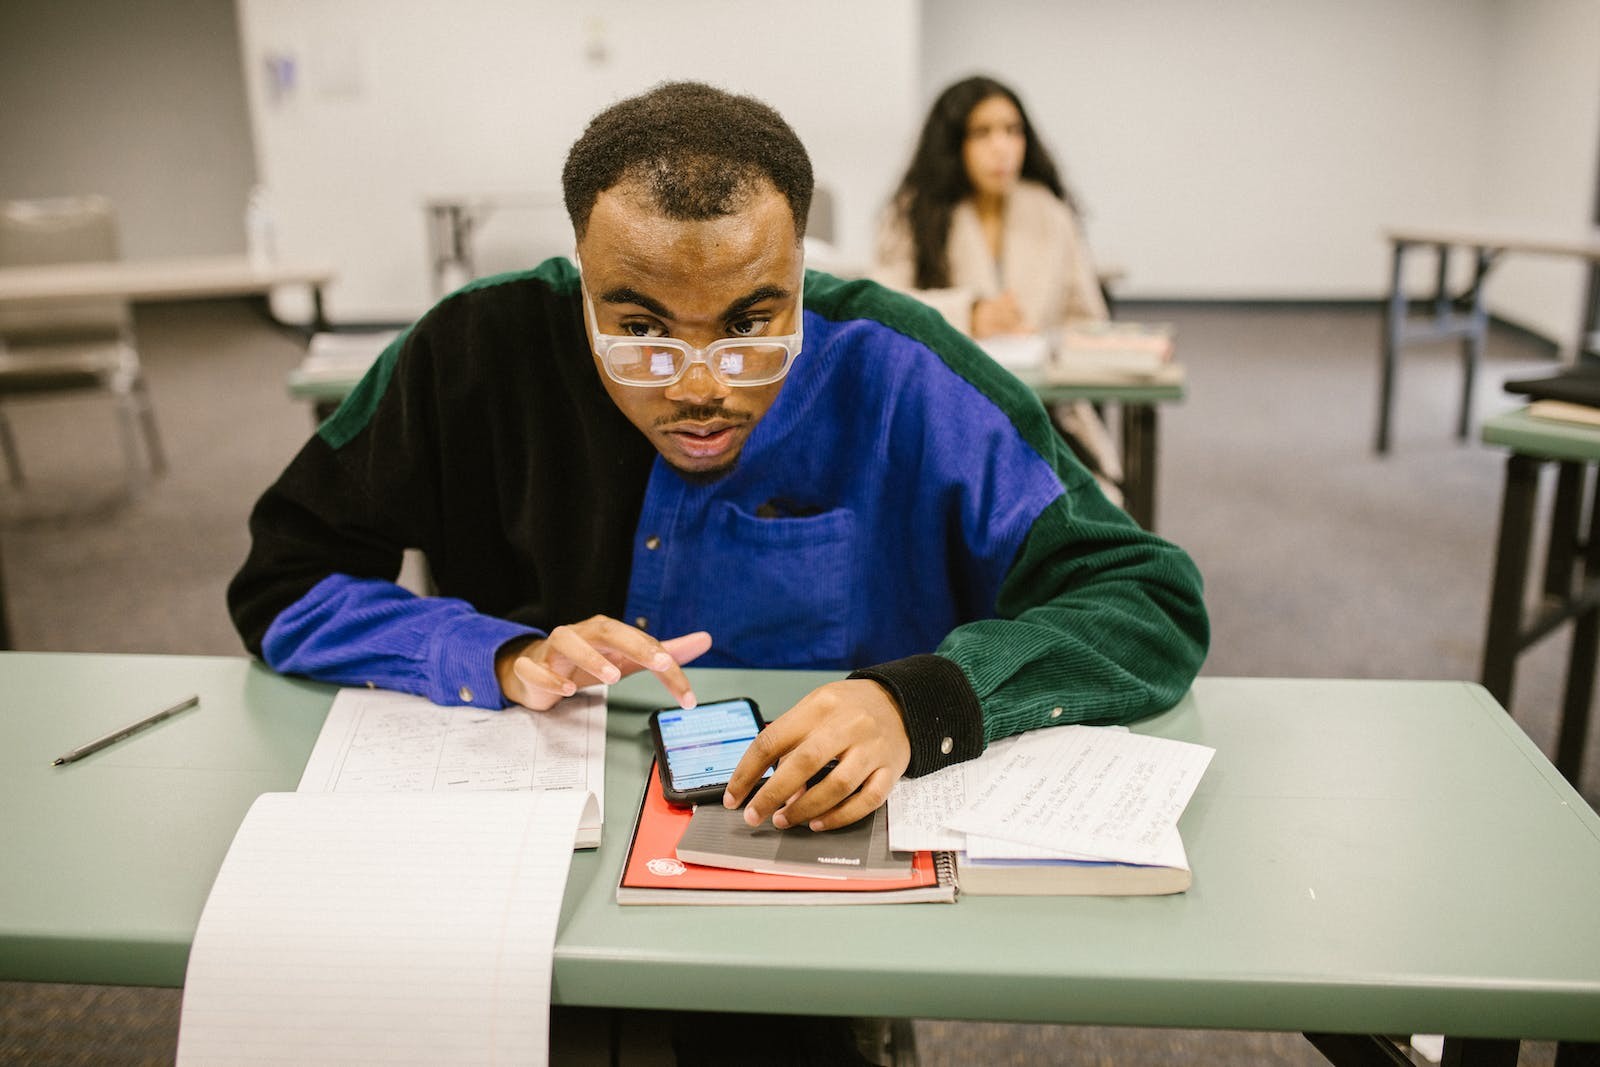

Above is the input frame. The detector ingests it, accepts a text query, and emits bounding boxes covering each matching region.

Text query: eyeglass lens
[606,342,791,384]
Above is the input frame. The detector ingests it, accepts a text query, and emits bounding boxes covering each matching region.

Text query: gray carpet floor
[0,298,1585,1065]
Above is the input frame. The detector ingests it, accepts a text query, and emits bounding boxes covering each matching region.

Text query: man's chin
[662,460,736,489]
[664,454,740,486]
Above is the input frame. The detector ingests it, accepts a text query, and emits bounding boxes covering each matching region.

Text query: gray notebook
[675,802,914,880]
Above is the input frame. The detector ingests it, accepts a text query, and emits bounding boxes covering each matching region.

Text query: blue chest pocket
[705,501,854,669]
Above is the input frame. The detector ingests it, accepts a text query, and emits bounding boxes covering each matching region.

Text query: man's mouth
[666,422,739,459]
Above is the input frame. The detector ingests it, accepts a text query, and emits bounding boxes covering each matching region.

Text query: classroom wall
[0,0,256,260]
[233,0,921,322]
[1479,0,1600,348]
[4,2,1594,342]
[919,0,1600,349]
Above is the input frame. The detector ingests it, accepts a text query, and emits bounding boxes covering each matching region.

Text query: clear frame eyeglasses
[578,268,805,389]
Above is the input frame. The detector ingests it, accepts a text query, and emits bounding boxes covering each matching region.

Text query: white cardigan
[872,179,1108,335]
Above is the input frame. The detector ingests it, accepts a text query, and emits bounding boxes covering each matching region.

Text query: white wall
[920,0,1600,349]
[1479,0,1600,347]
[236,0,920,322]
[0,0,256,259]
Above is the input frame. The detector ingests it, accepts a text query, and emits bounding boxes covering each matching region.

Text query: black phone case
[648,698,764,807]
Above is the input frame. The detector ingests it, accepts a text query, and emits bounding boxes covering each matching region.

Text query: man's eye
[621,321,666,338]
[728,316,769,338]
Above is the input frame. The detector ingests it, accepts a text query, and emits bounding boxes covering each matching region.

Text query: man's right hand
[496,615,712,711]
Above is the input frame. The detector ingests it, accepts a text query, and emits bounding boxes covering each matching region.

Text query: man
[228,80,1207,838]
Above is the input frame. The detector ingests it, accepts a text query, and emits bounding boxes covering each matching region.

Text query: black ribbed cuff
[848,653,983,778]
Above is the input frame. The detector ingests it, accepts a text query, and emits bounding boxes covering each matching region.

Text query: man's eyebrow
[598,284,794,323]
[598,287,672,320]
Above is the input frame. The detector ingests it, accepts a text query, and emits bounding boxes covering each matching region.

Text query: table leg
[1441,1038,1521,1066]
[1304,1033,1415,1065]
[310,283,329,334]
[1457,248,1493,441]
[1482,453,1542,707]
[1543,462,1586,597]
[1375,241,1408,454]
[0,532,12,651]
[1121,402,1158,531]
[1555,468,1600,783]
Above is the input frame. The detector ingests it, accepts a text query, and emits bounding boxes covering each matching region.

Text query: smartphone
[649,697,769,807]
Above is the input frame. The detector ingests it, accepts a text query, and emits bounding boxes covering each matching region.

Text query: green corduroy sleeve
[938,472,1209,752]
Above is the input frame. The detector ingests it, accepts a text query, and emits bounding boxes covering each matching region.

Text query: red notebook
[616,763,955,904]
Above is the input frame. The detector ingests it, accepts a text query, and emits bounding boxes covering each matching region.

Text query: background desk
[287,350,1187,533]
[0,255,336,333]
[1375,224,1600,454]
[3,654,1598,1062]
[1480,406,1600,787]
[1022,363,1185,531]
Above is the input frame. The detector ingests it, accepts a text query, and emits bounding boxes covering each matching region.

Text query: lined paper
[297,687,605,847]
[176,790,586,1066]
[948,726,1212,866]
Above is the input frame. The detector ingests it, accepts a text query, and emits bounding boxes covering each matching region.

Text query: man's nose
[663,360,730,405]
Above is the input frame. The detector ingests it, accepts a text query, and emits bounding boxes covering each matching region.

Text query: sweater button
[939,736,953,755]
[645,535,661,550]
[458,686,473,703]
[635,616,649,631]
[1050,706,1063,719]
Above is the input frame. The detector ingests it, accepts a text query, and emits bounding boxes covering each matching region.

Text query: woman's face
[962,93,1027,199]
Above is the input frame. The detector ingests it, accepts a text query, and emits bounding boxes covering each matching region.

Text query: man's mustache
[653,405,753,429]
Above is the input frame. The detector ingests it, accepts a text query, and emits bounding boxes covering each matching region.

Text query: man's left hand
[722,679,911,831]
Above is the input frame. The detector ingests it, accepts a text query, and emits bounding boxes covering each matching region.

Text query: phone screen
[655,698,768,795]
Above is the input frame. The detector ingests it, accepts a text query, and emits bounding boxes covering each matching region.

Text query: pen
[52,694,201,766]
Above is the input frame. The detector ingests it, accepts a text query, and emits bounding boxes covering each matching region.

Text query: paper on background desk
[176,790,585,1066]
[297,687,606,848]
[947,726,1213,868]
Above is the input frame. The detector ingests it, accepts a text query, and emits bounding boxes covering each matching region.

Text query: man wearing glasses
[229,81,1207,839]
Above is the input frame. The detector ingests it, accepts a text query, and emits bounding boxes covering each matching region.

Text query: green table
[4,654,1599,1063]
[1480,407,1600,788]
[1021,364,1186,531]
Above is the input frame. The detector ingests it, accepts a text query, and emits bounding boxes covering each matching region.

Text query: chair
[0,196,165,488]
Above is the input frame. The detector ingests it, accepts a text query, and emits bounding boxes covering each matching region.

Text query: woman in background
[875,75,1119,491]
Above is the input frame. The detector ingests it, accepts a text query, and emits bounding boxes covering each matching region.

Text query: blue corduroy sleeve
[261,574,541,708]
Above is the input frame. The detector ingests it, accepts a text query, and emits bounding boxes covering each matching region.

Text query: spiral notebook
[616,763,955,905]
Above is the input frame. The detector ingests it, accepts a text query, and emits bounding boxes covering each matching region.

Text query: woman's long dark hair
[892,76,1075,288]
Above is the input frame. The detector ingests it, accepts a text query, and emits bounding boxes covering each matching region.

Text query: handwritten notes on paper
[889,725,1213,868]
[297,687,606,847]
[176,790,586,1066]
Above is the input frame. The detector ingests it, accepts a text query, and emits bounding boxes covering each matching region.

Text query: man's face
[576,179,803,482]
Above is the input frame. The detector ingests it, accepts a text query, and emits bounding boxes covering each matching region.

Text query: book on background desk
[1526,398,1600,429]
[297,686,606,848]
[1505,361,1600,407]
[617,764,955,905]
[1052,321,1175,378]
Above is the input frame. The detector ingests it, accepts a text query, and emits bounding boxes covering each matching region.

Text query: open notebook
[176,790,587,1065]
[297,686,606,847]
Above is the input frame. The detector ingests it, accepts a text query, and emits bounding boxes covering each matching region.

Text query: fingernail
[743,806,761,827]
[723,790,736,809]
[772,811,789,830]
[601,666,621,683]
[562,681,576,695]
[681,691,697,709]
[652,652,672,670]
[809,819,825,831]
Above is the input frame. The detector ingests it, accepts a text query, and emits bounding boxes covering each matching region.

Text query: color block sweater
[227,259,1208,777]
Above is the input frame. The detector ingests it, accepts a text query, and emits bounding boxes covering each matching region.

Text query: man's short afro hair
[563,81,813,240]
